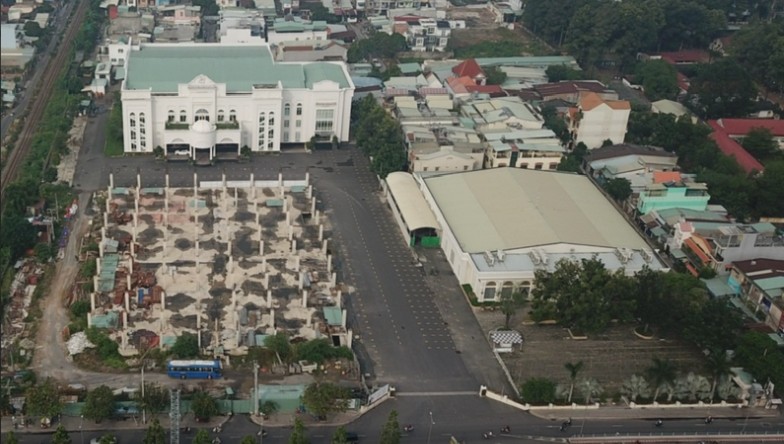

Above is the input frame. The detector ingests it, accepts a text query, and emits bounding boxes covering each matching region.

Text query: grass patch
[105,100,124,157]
[448,28,553,58]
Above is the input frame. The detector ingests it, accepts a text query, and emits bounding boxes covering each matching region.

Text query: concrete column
[228,256,233,273]
[263,273,269,288]
[305,171,310,186]
[164,211,168,227]
[285,211,290,227]
[261,255,266,272]
[336,290,342,308]
[134,194,139,215]
[310,198,316,216]
[133,212,138,229]
[314,209,320,222]
[121,332,127,349]
[322,239,328,254]
[129,257,133,274]
[306,312,312,328]
[294,256,300,272]
[165,173,170,190]
[278,172,283,188]
[137,172,141,190]
[318,224,324,241]
[93,275,99,292]
[270,309,275,330]
[266,290,272,309]
[96,257,102,274]
[103,212,109,228]
[197,315,202,348]
[347,329,353,349]
[130,238,135,257]
[101,226,106,241]
[124,290,131,311]
[227,238,232,257]
[90,292,96,311]
[109,172,114,190]
[193,172,198,201]
[126,273,131,290]
[250,173,255,200]
[298,271,304,290]
[105,190,111,214]
[291,239,296,253]
[306,185,313,199]
[327,254,332,274]
[234,187,238,208]
[160,289,165,309]
[122,310,128,329]
[341,309,347,329]
[302,289,307,308]
[330,272,337,287]
[87,312,92,328]
[99,238,104,258]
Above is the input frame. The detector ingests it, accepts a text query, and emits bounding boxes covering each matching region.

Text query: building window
[179,110,187,123]
[501,281,514,299]
[217,109,225,122]
[284,120,290,128]
[315,109,334,132]
[283,133,289,142]
[463,165,469,170]
[195,109,209,122]
[268,112,274,127]
[139,113,145,125]
[140,127,146,135]
[284,103,291,117]
[229,109,237,122]
[520,163,528,169]
[295,132,301,142]
[131,130,137,140]
[168,110,175,123]
[131,142,137,151]
[534,163,543,170]
[483,282,497,301]
[129,112,136,127]
[549,162,558,170]
[140,137,146,149]
[423,167,428,171]
[258,112,266,147]
[296,103,302,116]
[295,119,301,128]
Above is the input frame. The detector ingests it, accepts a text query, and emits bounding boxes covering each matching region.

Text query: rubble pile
[66,331,96,356]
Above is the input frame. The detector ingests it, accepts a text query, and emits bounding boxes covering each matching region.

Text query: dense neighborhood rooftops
[452,59,484,78]
[658,50,711,65]
[124,44,351,92]
[583,143,675,162]
[422,168,650,253]
[733,258,784,277]
[579,91,630,111]
[533,80,611,98]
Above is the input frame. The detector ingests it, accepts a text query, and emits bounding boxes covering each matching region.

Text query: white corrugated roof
[386,172,440,232]
[423,168,650,253]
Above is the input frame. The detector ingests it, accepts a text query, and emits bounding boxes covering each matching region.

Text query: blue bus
[166,360,222,379]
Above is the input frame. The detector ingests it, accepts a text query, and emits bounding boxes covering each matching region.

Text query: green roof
[125,45,350,93]
[398,62,421,75]
[323,306,342,326]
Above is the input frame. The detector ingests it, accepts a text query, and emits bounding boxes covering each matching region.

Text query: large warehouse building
[120,43,354,162]
[386,168,667,302]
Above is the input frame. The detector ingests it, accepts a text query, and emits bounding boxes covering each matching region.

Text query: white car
[90,436,117,444]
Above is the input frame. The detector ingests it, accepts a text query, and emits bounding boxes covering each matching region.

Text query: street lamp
[427,411,435,444]
[138,345,157,425]
[80,415,84,444]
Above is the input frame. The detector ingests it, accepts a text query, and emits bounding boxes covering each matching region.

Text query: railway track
[0,0,89,198]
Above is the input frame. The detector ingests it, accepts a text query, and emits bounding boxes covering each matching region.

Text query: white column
[330,272,337,287]
[122,311,128,329]
[298,271,304,290]
[87,312,92,328]
[327,254,332,274]
[105,190,111,213]
[336,290,342,308]
[314,209,320,222]
[193,172,198,200]
[305,171,310,186]
[266,290,272,309]
[347,329,353,349]
[125,291,130,312]
[291,239,296,252]
[318,224,324,241]
[294,256,300,272]
[136,171,141,190]
[93,275,99,292]
[310,198,316,216]
[126,273,131,290]
[270,309,276,330]
[341,309,347,328]
[109,172,114,190]
[263,273,269,288]
[197,315,202,349]
[160,289,165,309]
[302,289,307,308]
[250,173,255,200]
[322,239,328,254]
[90,292,96,311]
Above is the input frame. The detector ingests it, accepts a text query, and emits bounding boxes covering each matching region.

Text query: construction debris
[66,331,96,356]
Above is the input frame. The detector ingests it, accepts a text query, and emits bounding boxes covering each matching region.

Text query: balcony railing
[165,122,190,130]
[216,121,239,130]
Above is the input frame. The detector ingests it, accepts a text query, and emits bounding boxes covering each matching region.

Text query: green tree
[380,410,401,444]
[604,178,632,202]
[683,298,743,351]
[191,390,219,421]
[137,382,170,414]
[0,212,38,259]
[734,331,784,391]
[557,142,587,172]
[4,431,19,444]
[520,377,557,405]
[370,143,406,178]
[499,291,526,329]
[576,377,603,404]
[192,429,211,444]
[25,377,62,418]
[302,382,349,419]
[170,332,200,358]
[142,418,166,444]
[484,66,508,85]
[240,437,256,444]
[742,128,779,160]
[82,385,115,423]
[264,332,294,372]
[332,426,349,444]
[729,22,784,94]
[753,160,784,218]
[545,65,585,82]
[307,3,337,22]
[564,361,584,403]
[296,338,352,365]
[635,60,679,101]
[646,357,677,402]
[23,21,43,37]
[657,0,726,51]
[289,417,309,444]
[688,58,757,118]
[704,349,732,400]
[52,424,72,444]
[621,375,651,402]
[98,435,117,444]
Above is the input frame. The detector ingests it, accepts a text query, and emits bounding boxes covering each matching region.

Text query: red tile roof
[676,72,691,93]
[465,84,505,96]
[452,59,484,79]
[708,121,765,174]
[653,171,683,184]
[659,50,711,65]
[711,118,784,137]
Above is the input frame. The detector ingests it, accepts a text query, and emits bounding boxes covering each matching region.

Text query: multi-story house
[728,259,784,332]
[568,91,631,149]
[680,223,784,276]
[396,17,451,52]
[265,18,329,46]
[636,171,710,216]
[120,42,354,162]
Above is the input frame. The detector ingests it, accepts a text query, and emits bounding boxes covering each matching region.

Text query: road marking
[396,391,477,397]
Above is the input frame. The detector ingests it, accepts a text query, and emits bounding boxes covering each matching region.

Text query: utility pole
[253,361,260,416]
[170,388,181,444]
[141,363,146,424]
[427,411,434,444]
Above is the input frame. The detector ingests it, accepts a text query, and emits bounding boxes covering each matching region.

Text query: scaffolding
[170,389,181,444]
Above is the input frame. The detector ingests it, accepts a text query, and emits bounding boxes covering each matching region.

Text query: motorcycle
[705,416,713,424]
[483,431,494,439]
[404,425,414,432]
[655,419,663,427]
[500,425,511,434]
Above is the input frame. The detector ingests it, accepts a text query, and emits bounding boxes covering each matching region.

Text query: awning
[386,172,439,232]
[490,330,523,345]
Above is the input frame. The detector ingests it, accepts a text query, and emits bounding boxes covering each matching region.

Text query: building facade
[569,92,631,149]
[120,43,354,161]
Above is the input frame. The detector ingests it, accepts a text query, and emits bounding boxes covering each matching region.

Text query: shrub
[520,377,557,405]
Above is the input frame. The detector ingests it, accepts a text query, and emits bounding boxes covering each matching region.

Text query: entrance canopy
[386,172,440,232]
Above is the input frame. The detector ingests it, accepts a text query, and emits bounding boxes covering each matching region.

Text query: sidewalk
[529,405,782,421]
[0,412,226,434]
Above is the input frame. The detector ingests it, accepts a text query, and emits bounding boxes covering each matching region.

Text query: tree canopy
[635,60,679,101]
[191,391,219,421]
[604,178,632,202]
[142,418,166,444]
[729,21,784,94]
[52,425,72,444]
[380,410,401,444]
[170,332,200,358]
[25,377,62,418]
[347,32,407,63]
[82,385,116,423]
[301,382,349,419]
[520,377,557,405]
[353,96,406,178]
[545,65,585,82]
[742,128,780,161]
[289,418,309,444]
[687,58,757,118]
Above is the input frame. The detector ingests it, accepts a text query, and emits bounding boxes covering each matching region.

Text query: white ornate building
[120,42,354,161]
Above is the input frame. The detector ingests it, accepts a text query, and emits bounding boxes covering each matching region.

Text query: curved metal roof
[386,172,439,232]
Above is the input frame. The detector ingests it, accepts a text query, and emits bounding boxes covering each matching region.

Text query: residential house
[404,126,484,173]
[158,5,201,26]
[568,92,631,149]
[218,8,265,44]
[460,96,545,132]
[651,99,697,123]
[636,171,710,216]
[531,81,618,104]
[274,40,348,62]
[707,120,765,174]
[394,17,451,52]
[729,259,784,332]
[680,223,784,276]
[0,23,34,69]
[583,144,679,181]
[266,18,329,46]
[484,138,565,170]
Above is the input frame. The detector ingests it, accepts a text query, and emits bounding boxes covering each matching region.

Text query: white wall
[577,104,630,149]
[266,29,328,46]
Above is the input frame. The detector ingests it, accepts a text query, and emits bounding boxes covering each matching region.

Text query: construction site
[82,172,353,360]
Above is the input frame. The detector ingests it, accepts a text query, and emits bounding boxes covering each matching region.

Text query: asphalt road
[0,1,75,141]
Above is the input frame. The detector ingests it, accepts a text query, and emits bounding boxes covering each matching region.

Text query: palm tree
[704,349,732,401]
[646,357,677,402]
[564,361,585,403]
[716,375,741,401]
[675,372,711,402]
[621,375,651,403]
[576,377,602,404]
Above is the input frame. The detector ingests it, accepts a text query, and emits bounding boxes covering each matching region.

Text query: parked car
[346,432,360,442]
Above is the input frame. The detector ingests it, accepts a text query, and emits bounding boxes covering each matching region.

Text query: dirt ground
[475,309,706,398]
